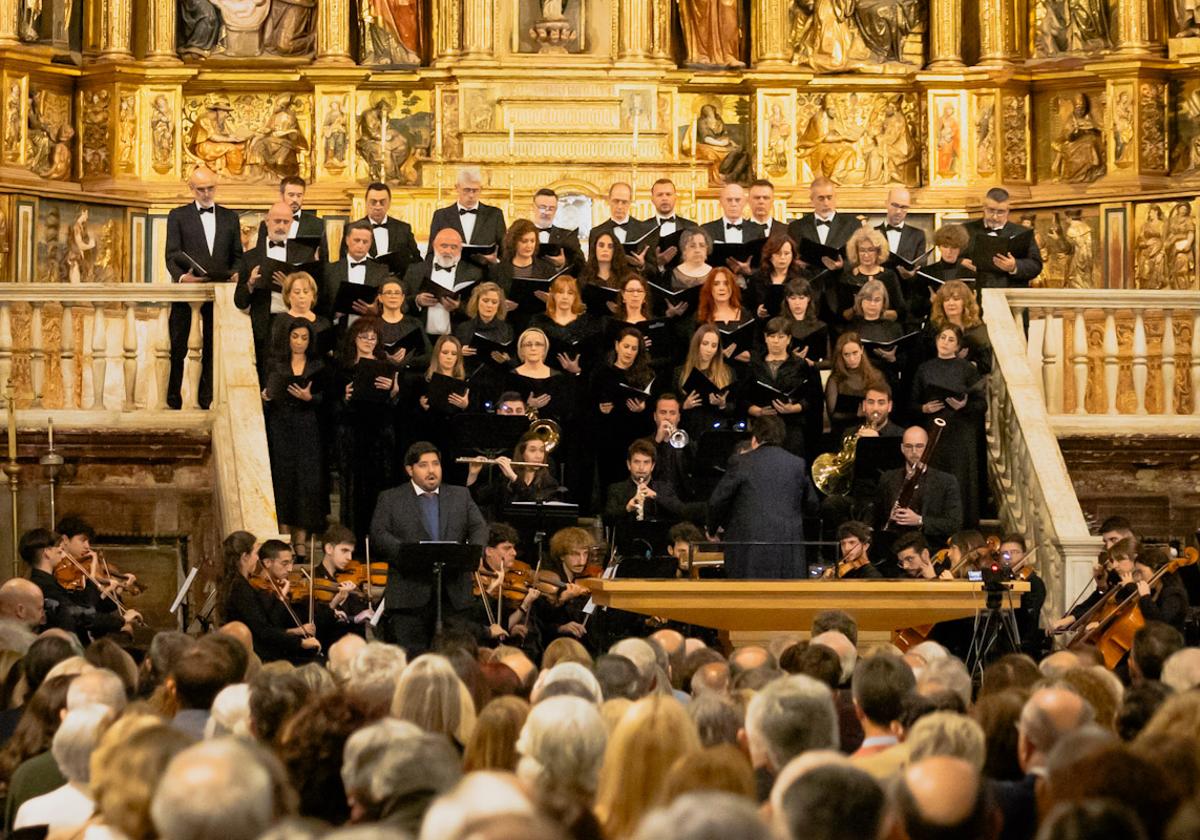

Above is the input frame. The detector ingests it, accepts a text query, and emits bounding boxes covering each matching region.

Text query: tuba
[527,404,561,453]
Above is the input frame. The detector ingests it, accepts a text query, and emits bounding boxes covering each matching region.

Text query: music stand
[451,413,529,456]
[392,542,482,634]
[506,499,580,565]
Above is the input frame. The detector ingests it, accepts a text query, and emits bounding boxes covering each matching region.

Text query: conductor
[369,441,489,655]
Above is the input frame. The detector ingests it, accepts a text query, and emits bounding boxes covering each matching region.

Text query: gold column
[0,0,19,46]
[618,0,651,62]
[460,0,494,61]
[1114,0,1165,54]
[143,0,179,62]
[97,0,133,58]
[927,0,964,67]
[751,0,791,67]
[979,0,1023,64]
[317,0,352,63]
[649,0,672,62]
[432,0,462,61]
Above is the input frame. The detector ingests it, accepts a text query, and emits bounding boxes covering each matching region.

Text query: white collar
[412,480,440,496]
[815,213,835,223]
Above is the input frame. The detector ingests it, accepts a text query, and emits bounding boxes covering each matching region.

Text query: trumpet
[456,456,549,469]
[663,422,689,449]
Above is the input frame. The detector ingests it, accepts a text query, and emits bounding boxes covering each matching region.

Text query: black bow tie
[268,241,286,248]
[349,260,365,268]
[725,222,742,231]
[372,222,388,229]
[659,217,676,225]
[613,222,627,229]
[293,213,301,220]
[884,224,903,232]
[815,220,831,228]
[459,208,477,215]
[197,206,214,214]
[434,264,457,273]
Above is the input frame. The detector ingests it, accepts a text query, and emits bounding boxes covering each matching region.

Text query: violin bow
[365,536,373,604]
[474,572,497,627]
[308,535,315,627]
[62,553,137,624]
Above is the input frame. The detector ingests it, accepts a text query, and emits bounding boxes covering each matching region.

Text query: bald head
[1018,686,1094,772]
[328,634,366,681]
[885,187,912,226]
[432,227,464,266]
[218,621,254,655]
[730,645,770,675]
[719,182,746,221]
[899,756,989,835]
[1038,650,1080,680]
[901,426,929,467]
[691,661,730,697]
[0,578,44,629]
[188,167,218,208]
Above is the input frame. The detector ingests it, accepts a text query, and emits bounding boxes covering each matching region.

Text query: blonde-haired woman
[454,280,514,411]
[675,323,736,437]
[930,279,991,374]
[392,653,477,750]
[840,227,907,327]
[594,695,702,839]
[269,270,332,360]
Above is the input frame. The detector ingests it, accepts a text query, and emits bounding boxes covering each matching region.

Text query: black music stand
[451,413,529,456]
[393,542,482,634]
[506,499,580,564]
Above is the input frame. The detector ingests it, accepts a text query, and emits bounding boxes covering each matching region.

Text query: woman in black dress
[824,331,886,444]
[911,324,986,527]
[831,227,907,331]
[262,318,328,554]
[911,224,975,327]
[930,280,992,374]
[579,232,635,315]
[491,219,558,327]
[268,271,334,360]
[508,327,564,421]
[745,235,804,321]
[780,279,829,462]
[742,316,810,457]
[675,324,736,438]
[696,267,754,366]
[590,327,654,489]
[419,334,472,483]
[847,278,908,404]
[471,430,562,516]
[455,281,514,411]
[334,317,400,540]
[374,278,430,372]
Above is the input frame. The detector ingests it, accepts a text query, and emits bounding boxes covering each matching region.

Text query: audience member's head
[659,744,755,803]
[152,739,282,840]
[1018,687,1096,773]
[594,653,642,701]
[688,692,743,748]
[633,791,773,840]
[1132,623,1185,683]
[463,696,530,773]
[916,656,972,709]
[852,654,915,733]
[894,755,997,840]
[744,674,838,772]
[343,641,407,717]
[812,609,859,647]
[1162,648,1200,693]
[809,631,856,686]
[516,695,607,804]
[979,654,1040,697]
[1037,800,1148,840]
[777,763,885,840]
[906,711,986,770]
[972,688,1028,781]
[392,654,475,746]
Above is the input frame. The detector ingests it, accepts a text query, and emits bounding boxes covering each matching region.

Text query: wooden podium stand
[579,579,1031,636]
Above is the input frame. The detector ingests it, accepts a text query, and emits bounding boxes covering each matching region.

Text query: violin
[54,551,146,596]
[309,561,389,603]
[54,553,144,627]
[54,558,88,591]
[949,535,1001,578]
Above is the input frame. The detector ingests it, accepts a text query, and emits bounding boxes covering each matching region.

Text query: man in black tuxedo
[590,182,652,270]
[788,177,859,273]
[707,415,819,579]
[962,186,1044,289]
[403,227,484,336]
[701,183,766,277]
[650,394,696,500]
[874,425,963,552]
[647,178,698,272]
[428,166,506,264]
[355,181,422,276]
[164,166,243,409]
[320,221,388,327]
[876,186,927,264]
[531,188,583,276]
[234,201,320,383]
[369,441,489,655]
[748,179,785,239]
[256,176,326,257]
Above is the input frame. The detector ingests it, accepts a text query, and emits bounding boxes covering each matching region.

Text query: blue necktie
[420,492,439,539]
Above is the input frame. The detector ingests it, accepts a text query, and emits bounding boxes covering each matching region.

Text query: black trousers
[167,300,214,409]
[382,596,476,658]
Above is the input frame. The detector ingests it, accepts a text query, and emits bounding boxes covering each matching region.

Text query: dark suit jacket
[754,217,786,239]
[429,202,507,250]
[222,575,306,663]
[589,217,648,251]
[165,202,243,282]
[603,476,689,526]
[707,443,818,579]
[700,218,767,246]
[256,210,326,259]
[991,774,1040,840]
[320,257,390,320]
[354,214,422,274]
[876,223,927,264]
[787,213,859,253]
[537,225,585,275]
[963,219,1043,288]
[234,239,320,349]
[402,260,486,328]
[875,466,963,543]
[369,483,489,610]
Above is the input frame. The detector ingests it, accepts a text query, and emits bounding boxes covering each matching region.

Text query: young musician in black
[223,538,321,664]
[313,525,373,648]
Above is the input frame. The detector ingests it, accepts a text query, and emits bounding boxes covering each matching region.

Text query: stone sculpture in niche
[790,0,920,71]
[1050,93,1104,183]
[27,89,73,181]
[187,96,247,174]
[1034,0,1111,55]
[1060,209,1095,289]
[360,0,421,64]
[151,94,175,174]
[179,0,223,56]
[1164,202,1197,290]
[693,104,752,185]
[1173,0,1200,35]
[185,93,311,181]
[178,0,316,57]
[795,92,918,185]
[1135,205,1166,289]
[248,94,309,179]
[679,0,745,67]
[322,99,348,172]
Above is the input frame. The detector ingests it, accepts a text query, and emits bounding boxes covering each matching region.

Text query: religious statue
[248,94,309,179]
[4,81,21,164]
[976,105,995,174]
[360,0,421,64]
[81,88,111,176]
[791,0,873,71]
[1036,0,1111,54]
[322,100,348,171]
[151,94,175,174]
[1134,205,1166,290]
[187,96,248,175]
[263,0,317,55]
[1165,202,1197,290]
[854,0,921,62]
[355,95,417,183]
[27,90,73,181]
[1112,90,1133,165]
[764,102,790,177]
[1060,210,1094,288]
[1174,0,1200,35]
[92,220,121,284]
[19,0,41,41]
[679,0,746,68]
[68,205,96,284]
[936,103,960,177]
[692,104,751,185]
[37,206,65,282]
[178,0,222,57]
[528,0,578,52]
[209,0,270,56]
[795,98,858,181]
[1050,93,1104,183]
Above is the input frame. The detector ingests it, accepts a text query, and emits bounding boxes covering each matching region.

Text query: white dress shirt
[426,262,458,334]
[611,218,630,243]
[656,215,677,237]
[814,214,835,245]
[197,202,216,254]
[412,481,441,496]
[14,782,94,832]
[266,239,289,313]
[721,217,744,244]
[457,203,478,244]
[884,224,903,253]
[537,225,551,243]
[370,217,391,254]
[288,213,301,239]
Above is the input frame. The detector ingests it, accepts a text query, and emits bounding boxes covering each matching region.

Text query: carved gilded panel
[2,74,25,166]
[1018,206,1101,288]
[1138,81,1167,173]
[352,89,431,186]
[1132,199,1198,291]
[973,92,997,176]
[1110,82,1136,169]
[930,92,965,185]
[755,90,795,182]
[1171,79,1200,174]
[80,87,112,178]
[117,90,137,175]
[315,91,351,177]
[181,92,313,182]
[1000,92,1027,182]
[677,93,751,187]
[788,0,925,71]
[26,87,73,181]
[1036,90,1106,184]
[793,91,919,186]
[146,89,178,178]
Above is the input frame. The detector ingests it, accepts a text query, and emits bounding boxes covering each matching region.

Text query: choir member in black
[744,317,810,458]
[491,219,558,323]
[825,332,887,443]
[911,224,974,327]
[319,222,388,332]
[603,438,690,529]
[335,318,400,539]
[676,324,736,439]
[538,526,597,650]
[257,176,327,256]
[579,232,635,315]
[590,182,645,259]
[779,279,829,460]
[929,280,992,374]
[531,188,583,276]
[647,178,698,274]
[19,528,139,645]
[221,536,321,663]
[664,228,713,311]
[469,431,562,517]
[835,227,907,327]
[696,268,754,365]
[607,276,656,352]
[268,271,333,361]
[893,533,954,579]
[454,281,514,411]
[592,328,655,489]
[962,186,1044,290]
[405,227,485,338]
[832,521,883,579]
[262,318,328,554]
[911,324,986,527]
[788,177,858,274]
[998,533,1047,653]
[234,200,302,384]
[745,235,804,321]
[650,393,696,500]
[374,279,430,372]
[848,279,906,396]
[508,328,566,421]
[357,181,422,273]
[313,525,373,649]
[418,335,471,483]
[748,180,785,238]
[428,166,507,260]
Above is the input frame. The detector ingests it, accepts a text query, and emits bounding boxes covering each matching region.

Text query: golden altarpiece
[0,0,1197,412]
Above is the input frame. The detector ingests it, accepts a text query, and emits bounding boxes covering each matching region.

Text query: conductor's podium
[579,579,1031,635]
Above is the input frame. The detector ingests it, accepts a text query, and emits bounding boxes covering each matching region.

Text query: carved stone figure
[178,0,222,57]
[1050,93,1104,183]
[80,88,111,177]
[92,220,120,284]
[248,94,309,179]
[796,98,858,180]
[1036,0,1111,55]
[187,96,248,175]
[764,102,790,177]
[118,95,136,171]
[68,205,96,283]
[795,92,918,186]
[935,102,960,177]
[854,0,921,62]
[1134,205,1166,290]
[1061,209,1094,288]
[679,0,745,68]
[1112,90,1133,165]
[209,0,270,56]
[4,81,21,164]
[693,103,751,185]
[1174,0,1200,35]
[322,99,348,171]
[27,90,73,181]
[1165,202,1197,290]
[791,0,872,71]
[18,0,42,41]
[151,94,175,174]
[976,104,995,174]
[528,0,577,52]
[263,0,317,55]
[361,0,421,64]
